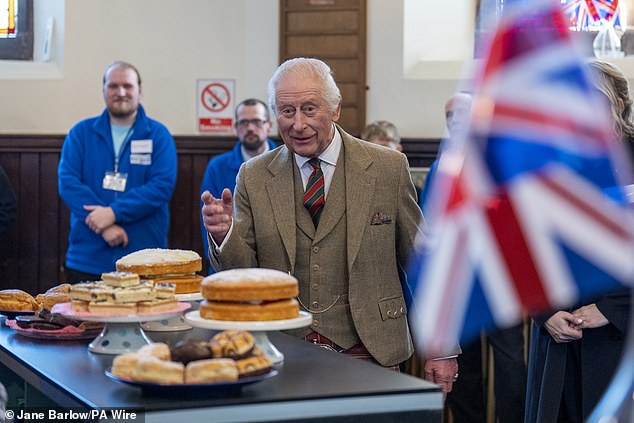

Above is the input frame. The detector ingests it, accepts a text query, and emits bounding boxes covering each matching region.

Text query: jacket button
[387,310,393,317]
[312,264,320,271]
[313,246,320,253]
[312,301,319,308]
[311,283,319,291]
[400,307,405,313]
[313,320,320,327]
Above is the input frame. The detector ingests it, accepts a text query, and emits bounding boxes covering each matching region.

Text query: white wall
[0,0,465,138]
[366,0,464,137]
[0,0,280,135]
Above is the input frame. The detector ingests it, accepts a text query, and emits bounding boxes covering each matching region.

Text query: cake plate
[52,302,191,355]
[140,293,202,332]
[185,311,312,365]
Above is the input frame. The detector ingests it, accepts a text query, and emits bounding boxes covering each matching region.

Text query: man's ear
[332,102,342,122]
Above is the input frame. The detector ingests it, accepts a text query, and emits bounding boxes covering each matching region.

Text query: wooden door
[279,0,367,135]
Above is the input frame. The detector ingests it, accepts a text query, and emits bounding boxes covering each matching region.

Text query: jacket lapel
[265,147,297,272]
[342,128,375,272]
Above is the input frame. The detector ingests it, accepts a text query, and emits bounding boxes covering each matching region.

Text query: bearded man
[58,61,177,283]
[199,98,277,270]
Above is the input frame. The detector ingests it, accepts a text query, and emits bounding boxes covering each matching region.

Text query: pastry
[71,299,89,312]
[111,352,142,379]
[36,292,70,310]
[69,280,180,313]
[38,309,81,327]
[201,268,298,301]
[116,249,202,276]
[235,355,272,378]
[101,271,141,287]
[0,289,40,311]
[133,356,184,384]
[88,301,137,315]
[69,282,102,302]
[16,309,103,331]
[154,283,176,299]
[112,284,156,303]
[170,340,212,364]
[137,343,171,361]
[185,359,238,384]
[199,298,299,321]
[209,330,255,359]
[14,315,64,330]
[44,283,71,294]
[136,298,177,313]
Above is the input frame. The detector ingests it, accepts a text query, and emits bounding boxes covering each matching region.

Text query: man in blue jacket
[58,61,177,283]
[199,98,277,270]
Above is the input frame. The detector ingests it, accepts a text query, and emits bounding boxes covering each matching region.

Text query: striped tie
[304,158,325,227]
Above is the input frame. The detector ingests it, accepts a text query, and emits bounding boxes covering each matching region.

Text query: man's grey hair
[267,57,341,115]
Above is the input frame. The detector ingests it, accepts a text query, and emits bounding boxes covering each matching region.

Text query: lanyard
[114,127,134,173]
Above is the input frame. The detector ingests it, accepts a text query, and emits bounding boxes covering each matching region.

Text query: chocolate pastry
[38,309,80,327]
[14,315,49,329]
[170,340,212,364]
[14,315,65,330]
[30,322,66,331]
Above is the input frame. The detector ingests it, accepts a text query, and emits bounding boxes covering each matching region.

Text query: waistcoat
[291,149,360,349]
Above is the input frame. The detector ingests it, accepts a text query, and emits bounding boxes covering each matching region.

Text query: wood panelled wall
[0,135,439,294]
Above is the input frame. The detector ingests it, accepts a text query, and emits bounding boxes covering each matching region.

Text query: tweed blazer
[210,126,424,366]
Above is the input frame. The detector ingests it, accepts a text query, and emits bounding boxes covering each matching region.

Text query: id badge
[102,171,128,192]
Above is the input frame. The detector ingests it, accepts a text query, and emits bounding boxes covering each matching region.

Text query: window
[0,0,16,37]
[474,0,503,58]
[0,0,33,60]
[475,0,631,57]
[561,0,623,32]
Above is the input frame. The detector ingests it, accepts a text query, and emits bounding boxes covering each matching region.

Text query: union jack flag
[408,0,634,357]
[561,0,621,31]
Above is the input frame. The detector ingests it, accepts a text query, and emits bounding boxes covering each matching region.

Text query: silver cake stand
[140,293,202,332]
[52,302,191,354]
[185,310,312,365]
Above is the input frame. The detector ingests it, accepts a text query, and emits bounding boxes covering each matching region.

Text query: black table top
[0,322,441,422]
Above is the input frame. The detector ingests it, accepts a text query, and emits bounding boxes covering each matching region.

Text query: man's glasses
[236,119,267,128]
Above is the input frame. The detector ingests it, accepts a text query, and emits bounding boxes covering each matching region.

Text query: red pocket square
[370,212,392,225]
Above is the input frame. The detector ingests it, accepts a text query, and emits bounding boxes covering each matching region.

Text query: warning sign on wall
[197,79,235,134]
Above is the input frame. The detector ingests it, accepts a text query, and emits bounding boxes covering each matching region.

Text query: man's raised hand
[201,188,233,245]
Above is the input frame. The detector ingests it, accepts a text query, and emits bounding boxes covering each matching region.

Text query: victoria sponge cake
[115,249,202,276]
[201,268,298,301]
[200,268,299,321]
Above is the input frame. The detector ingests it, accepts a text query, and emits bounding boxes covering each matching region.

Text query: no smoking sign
[201,83,230,112]
[197,79,235,134]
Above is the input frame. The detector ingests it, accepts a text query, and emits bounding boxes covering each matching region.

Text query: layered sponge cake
[115,249,203,294]
[116,249,202,276]
[200,268,299,321]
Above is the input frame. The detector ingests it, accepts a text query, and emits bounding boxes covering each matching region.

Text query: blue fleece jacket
[199,139,277,272]
[58,105,177,275]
